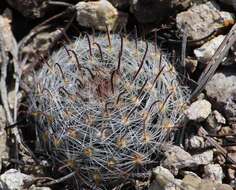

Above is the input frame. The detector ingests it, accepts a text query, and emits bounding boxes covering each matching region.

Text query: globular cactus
[27,33,189,189]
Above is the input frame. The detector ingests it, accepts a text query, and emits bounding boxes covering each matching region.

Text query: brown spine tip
[105,24,112,48]
[55,63,66,81]
[68,49,81,70]
[133,41,148,81]
[116,34,124,72]
[93,42,103,61]
[84,32,93,57]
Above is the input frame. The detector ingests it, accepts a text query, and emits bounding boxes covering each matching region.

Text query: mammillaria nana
[27,33,189,189]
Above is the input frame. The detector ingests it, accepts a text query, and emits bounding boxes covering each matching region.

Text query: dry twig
[0,13,36,161]
[190,23,236,100]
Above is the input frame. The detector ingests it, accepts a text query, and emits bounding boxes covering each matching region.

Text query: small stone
[203,164,224,183]
[176,1,235,40]
[0,105,6,127]
[194,35,225,65]
[0,169,33,190]
[214,110,226,124]
[215,152,226,165]
[182,174,233,190]
[186,135,205,149]
[196,93,206,100]
[230,180,236,189]
[192,150,214,165]
[227,167,235,180]
[152,166,175,188]
[205,70,236,121]
[205,110,225,133]
[215,183,233,190]
[76,0,128,31]
[198,180,216,190]
[232,125,236,135]
[182,174,201,189]
[218,126,233,136]
[165,179,182,190]
[0,9,17,57]
[162,145,195,174]
[184,100,212,122]
[150,166,182,190]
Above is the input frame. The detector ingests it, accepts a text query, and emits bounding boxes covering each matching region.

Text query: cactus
[27,33,189,189]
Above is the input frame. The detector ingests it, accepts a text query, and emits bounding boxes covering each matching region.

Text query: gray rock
[150,166,183,190]
[218,126,233,136]
[194,35,226,65]
[205,70,236,122]
[162,145,195,174]
[76,0,128,31]
[0,169,33,190]
[181,173,233,190]
[198,180,218,190]
[0,10,17,58]
[150,168,231,190]
[176,1,235,40]
[227,167,235,180]
[226,167,236,188]
[151,166,175,188]
[215,184,233,190]
[206,110,225,133]
[184,100,212,121]
[130,0,191,23]
[203,164,224,183]
[215,151,226,165]
[186,135,205,149]
[192,150,214,165]
[0,105,8,171]
[182,174,202,190]
[213,110,226,124]
[164,180,182,190]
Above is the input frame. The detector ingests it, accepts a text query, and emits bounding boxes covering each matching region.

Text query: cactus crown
[27,33,189,189]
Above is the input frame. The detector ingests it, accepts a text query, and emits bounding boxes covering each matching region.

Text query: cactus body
[28,34,189,189]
